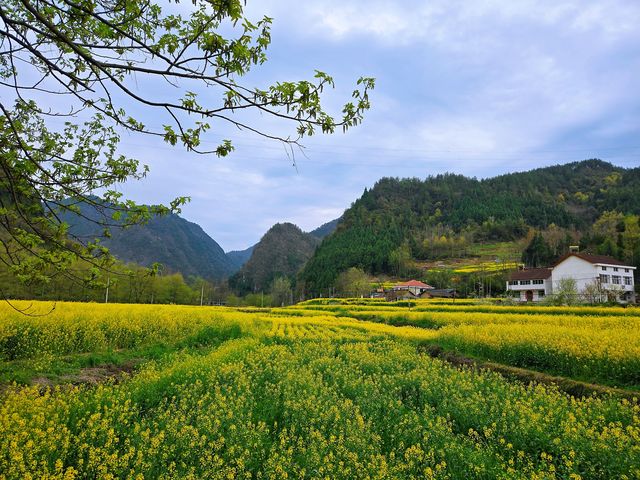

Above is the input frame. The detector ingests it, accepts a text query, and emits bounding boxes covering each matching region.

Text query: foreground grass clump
[1,300,640,478]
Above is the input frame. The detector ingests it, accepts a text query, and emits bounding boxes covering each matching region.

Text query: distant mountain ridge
[224,216,341,272]
[226,245,255,271]
[309,218,341,239]
[61,203,236,280]
[61,199,341,281]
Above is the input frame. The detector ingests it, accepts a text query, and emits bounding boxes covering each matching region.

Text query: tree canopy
[0,0,374,296]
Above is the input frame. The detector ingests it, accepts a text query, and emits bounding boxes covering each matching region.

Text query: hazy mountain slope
[224,217,340,274]
[62,203,235,280]
[309,217,341,239]
[226,245,255,271]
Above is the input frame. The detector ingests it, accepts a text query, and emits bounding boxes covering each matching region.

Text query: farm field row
[296,298,640,317]
[1,301,639,478]
[273,304,640,388]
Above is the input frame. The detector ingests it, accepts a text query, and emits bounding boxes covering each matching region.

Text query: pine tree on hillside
[522,233,555,267]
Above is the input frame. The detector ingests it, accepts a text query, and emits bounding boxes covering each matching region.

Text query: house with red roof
[392,280,434,296]
[507,252,636,303]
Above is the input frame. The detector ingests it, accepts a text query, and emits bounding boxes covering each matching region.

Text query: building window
[613,267,619,272]
[509,281,518,286]
[532,279,544,285]
[624,277,632,286]
[625,268,630,273]
[520,280,531,285]
[602,266,607,271]
[600,274,610,284]
[612,275,621,285]
[538,290,545,297]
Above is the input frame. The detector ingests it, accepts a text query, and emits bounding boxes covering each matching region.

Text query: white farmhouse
[507,253,636,303]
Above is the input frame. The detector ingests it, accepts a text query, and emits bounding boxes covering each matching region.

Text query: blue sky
[115,0,640,251]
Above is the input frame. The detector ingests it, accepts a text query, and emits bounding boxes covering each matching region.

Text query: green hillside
[300,160,640,295]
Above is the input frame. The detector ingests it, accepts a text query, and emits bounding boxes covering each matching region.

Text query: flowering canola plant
[0,301,639,478]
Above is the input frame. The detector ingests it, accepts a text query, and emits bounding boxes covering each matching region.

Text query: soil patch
[60,359,141,385]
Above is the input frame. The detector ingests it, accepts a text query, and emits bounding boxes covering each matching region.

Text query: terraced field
[1,300,639,478]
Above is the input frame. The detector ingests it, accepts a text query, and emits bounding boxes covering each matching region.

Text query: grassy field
[1,300,639,478]
[419,240,526,272]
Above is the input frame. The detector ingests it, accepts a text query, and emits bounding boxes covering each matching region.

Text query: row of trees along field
[0,256,296,307]
[330,266,511,299]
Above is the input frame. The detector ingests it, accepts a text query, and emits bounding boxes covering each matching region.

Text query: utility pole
[261,291,264,308]
[105,276,110,304]
[200,283,204,306]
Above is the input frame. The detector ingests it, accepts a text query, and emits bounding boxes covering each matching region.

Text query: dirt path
[420,344,640,401]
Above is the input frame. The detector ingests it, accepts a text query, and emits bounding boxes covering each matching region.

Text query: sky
[114,0,640,251]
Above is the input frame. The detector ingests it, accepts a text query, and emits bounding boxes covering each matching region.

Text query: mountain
[300,160,640,293]
[224,217,341,273]
[229,222,320,294]
[62,202,235,280]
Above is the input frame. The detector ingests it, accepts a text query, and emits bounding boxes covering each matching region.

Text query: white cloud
[290,0,640,46]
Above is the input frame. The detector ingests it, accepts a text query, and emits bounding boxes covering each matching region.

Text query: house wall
[505,279,549,302]
[598,266,636,293]
[551,256,597,293]
[508,255,636,303]
[507,281,548,291]
[516,289,546,302]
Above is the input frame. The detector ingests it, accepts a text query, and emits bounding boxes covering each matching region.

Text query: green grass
[0,322,245,386]
[466,240,523,259]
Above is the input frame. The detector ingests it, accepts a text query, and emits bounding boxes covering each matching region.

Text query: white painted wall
[514,288,546,302]
[551,256,597,293]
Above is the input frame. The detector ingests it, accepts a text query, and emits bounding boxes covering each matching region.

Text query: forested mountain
[62,202,236,280]
[225,217,340,273]
[229,223,320,294]
[300,160,640,294]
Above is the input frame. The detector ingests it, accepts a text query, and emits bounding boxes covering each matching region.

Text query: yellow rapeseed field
[1,300,639,478]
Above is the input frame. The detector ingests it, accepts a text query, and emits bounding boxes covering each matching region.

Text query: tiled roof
[509,268,552,281]
[553,252,631,267]
[394,280,434,288]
